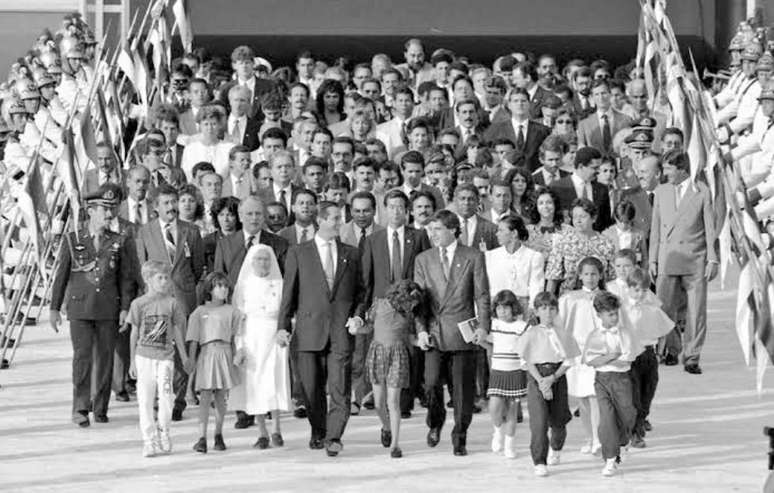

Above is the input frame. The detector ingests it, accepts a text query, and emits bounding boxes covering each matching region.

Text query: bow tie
[600,327,619,335]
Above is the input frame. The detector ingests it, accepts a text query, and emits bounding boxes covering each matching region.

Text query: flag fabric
[172,0,194,52]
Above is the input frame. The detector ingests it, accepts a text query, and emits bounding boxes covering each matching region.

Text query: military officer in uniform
[50,185,134,427]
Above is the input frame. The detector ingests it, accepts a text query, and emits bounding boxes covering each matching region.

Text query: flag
[76,101,99,171]
[59,128,81,232]
[117,45,136,89]
[172,0,193,52]
[12,163,47,279]
[132,42,151,115]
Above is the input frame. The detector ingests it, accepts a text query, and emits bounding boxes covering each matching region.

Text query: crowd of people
[3,12,769,480]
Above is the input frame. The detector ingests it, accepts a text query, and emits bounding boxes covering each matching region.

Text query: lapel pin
[75,244,85,251]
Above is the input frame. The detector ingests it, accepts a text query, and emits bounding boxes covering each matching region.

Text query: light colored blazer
[413,244,491,352]
[221,174,255,200]
[648,181,717,276]
[339,221,384,248]
[577,109,633,151]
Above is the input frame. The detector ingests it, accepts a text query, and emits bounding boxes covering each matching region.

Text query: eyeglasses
[556,119,573,124]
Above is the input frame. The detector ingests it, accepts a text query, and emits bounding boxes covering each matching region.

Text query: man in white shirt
[222,145,255,200]
[119,166,152,225]
[279,189,317,245]
[376,86,414,158]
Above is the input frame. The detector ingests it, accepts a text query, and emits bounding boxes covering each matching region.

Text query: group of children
[481,249,673,477]
[123,248,672,477]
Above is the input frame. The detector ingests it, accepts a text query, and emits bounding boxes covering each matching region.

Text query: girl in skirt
[364,279,424,459]
[482,289,529,459]
[186,272,244,453]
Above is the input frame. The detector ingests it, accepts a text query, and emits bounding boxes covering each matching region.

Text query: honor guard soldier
[49,184,135,427]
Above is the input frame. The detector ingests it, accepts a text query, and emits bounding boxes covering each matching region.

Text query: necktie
[358,227,367,250]
[232,118,242,143]
[279,189,287,209]
[323,241,335,289]
[440,247,450,281]
[582,183,591,201]
[164,224,176,262]
[581,95,588,110]
[648,192,654,206]
[299,227,308,243]
[391,230,402,282]
[134,203,143,225]
[601,114,611,151]
[460,218,469,246]
[246,234,255,251]
[516,124,525,150]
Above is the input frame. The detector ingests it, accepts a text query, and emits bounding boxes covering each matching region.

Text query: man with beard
[396,38,435,90]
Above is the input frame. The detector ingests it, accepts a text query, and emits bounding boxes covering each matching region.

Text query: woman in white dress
[180,104,233,180]
[230,244,291,448]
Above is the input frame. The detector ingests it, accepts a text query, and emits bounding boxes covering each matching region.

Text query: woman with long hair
[315,79,346,127]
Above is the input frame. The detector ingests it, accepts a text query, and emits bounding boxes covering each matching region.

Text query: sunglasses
[556,119,573,124]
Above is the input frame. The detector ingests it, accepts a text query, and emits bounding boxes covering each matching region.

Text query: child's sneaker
[602,458,618,477]
[591,441,602,456]
[158,430,172,454]
[142,441,157,458]
[491,425,504,453]
[534,464,549,477]
[503,435,516,459]
[580,440,593,454]
[547,448,560,465]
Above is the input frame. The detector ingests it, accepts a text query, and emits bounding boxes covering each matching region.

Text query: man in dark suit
[452,183,499,251]
[399,150,446,210]
[360,190,432,420]
[134,185,205,420]
[576,79,633,154]
[511,61,549,120]
[649,151,718,375]
[257,150,301,219]
[83,143,121,196]
[156,107,185,168]
[213,194,289,426]
[569,66,595,119]
[50,184,134,427]
[437,75,490,132]
[117,166,155,225]
[278,189,318,246]
[414,210,490,456]
[224,85,261,152]
[221,145,256,200]
[484,88,550,171]
[277,201,365,457]
[531,134,571,187]
[218,45,278,119]
[549,146,613,231]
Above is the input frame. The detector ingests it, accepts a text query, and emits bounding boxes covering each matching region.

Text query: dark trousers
[296,347,352,441]
[112,329,130,394]
[475,347,489,400]
[289,337,306,406]
[351,332,373,405]
[70,319,117,417]
[630,347,659,436]
[424,349,477,445]
[527,363,571,465]
[595,371,636,460]
[400,345,424,413]
[172,347,188,412]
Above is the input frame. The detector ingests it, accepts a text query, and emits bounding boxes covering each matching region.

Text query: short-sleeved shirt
[127,293,187,360]
[186,303,243,345]
[488,319,528,371]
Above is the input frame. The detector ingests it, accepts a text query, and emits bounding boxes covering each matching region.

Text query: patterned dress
[526,223,571,257]
[545,227,615,295]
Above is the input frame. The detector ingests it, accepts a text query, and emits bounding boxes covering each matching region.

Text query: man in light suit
[576,79,633,154]
[277,201,365,457]
[339,191,384,249]
[649,151,717,375]
[213,195,289,426]
[135,184,205,420]
[118,166,155,225]
[360,190,432,420]
[375,86,414,159]
[414,210,490,456]
[484,88,551,171]
[221,145,256,200]
[83,143,121,196]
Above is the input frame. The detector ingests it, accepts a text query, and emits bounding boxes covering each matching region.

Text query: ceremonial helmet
[741,43,763,62]
[756,52,774,73]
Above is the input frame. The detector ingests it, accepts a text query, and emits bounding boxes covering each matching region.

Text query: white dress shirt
[273,182,293,210]
[510,118,529,143]
[571,173,593,201]
[243,229,261,249]
[456,214,478,247]
[315,234,338,275]
[228,114,247,143]
[485,244,545,303]
[127,197,148,224]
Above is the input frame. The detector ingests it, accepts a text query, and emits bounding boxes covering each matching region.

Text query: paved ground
[0,272,772,492]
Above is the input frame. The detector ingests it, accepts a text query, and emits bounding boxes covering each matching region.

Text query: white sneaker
[503,435,516,459]
[142,441,157,458]
[580,441,593,454]
[158,431,172,454]
[547,448,560,465]
[602,458,618,477]
[534,464,548,477]
[591,442,602,456]
[491,425,504,453]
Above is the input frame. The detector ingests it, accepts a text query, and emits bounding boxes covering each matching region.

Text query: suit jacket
[278,239,365,352]
[648,181,717,276]
[257,184,301,211]
[576,110,633,152]
[360,226,432,315]
[455,215,499,251]
[437,107,490,135]
[168,143,185,168]
[135,219,205,315]
[218,76,279,119]
[569,93,595,120]
[339,221,384,248]
[529,85,550,120]
[484,120,551,171]
[213,229,289,288]
[619,187,652,238]
[413,244,491,352]
[83,168,120,196]
[531,168,570,188]
[549,175,613,232]
[117,199,156,224]
[278,223,317,247]
[50,229,134,320]
[230,116,261,152]
[221,174,255,200]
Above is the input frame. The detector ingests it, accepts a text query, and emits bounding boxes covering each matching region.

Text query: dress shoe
[453,444,468,456]
[293,405,307,419]
[254,436,270,449]
[94,414,109,423]
[630,434,646,448]
[234,418,252,429]
[644,420,653,432]
[446,399,453,409]
[684,363,702,375]
[1,358,9,369]
[73,411,90,428]
[363,399,375,411]
[426,428,441,448]
[309,437,325,450]
[193,437,207,453]
[115,391,130,402]
[380,429,392,448]
[401,410,411,419]
[171,408,183,421]
[390,447,403,458]
[213,433,226,451]
[126,381,137,394]
[664,353,679,366]
[271,433,284,447]
[0,336,15,348]
[326,439,343,457]
[472,403,482,414]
